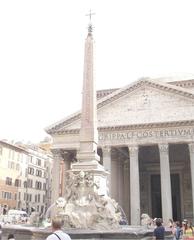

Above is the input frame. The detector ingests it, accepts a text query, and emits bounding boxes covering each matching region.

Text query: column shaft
[62,152,71,197]
[189,143,194,219]
[51,149,62,203]
[128,145,140,225]
[158,143,172,223]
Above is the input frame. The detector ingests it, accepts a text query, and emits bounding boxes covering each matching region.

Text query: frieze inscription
[99,127,194,141]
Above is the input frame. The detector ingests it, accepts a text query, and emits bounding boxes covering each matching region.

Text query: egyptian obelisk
[71,13,107,195]
[53,14,121,229]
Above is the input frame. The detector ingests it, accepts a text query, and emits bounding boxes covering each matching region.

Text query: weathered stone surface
[47,171,121,230]
[1,224,173,240]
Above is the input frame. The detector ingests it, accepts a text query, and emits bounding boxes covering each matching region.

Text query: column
[128,145,140,225]
[158,143,172,224]
[51,149,62,203]
[188,142,194,219]
[62,151,72,197]
[102,146,112,196]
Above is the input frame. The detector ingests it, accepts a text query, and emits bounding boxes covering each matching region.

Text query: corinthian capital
[128,145,138,156]
[51,149,62,159]
[158,143,169,153]
[102,146,111,153]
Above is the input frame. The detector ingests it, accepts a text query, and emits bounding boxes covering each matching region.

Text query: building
[0,140,53,215]
[0,140,28,212]
[46,76,194,225]
[45,24,194,225]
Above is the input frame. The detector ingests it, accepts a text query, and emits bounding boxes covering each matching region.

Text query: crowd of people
[153,217,194,240]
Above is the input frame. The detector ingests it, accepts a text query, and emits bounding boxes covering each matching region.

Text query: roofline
[0,140,28,153]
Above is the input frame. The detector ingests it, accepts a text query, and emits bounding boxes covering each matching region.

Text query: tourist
[172,221,182,240]
[7,233,15,240]
[46,218,71,240]
[168,219,174,228]
[182,219,194,239]
[153,218,165,240]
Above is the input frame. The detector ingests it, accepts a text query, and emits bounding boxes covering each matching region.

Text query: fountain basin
[1,224,173,240]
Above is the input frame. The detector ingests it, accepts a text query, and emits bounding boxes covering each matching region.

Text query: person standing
[46,218,71,240]
[182,219,194,240]
[153,218,165,240]
[172,221,182,240]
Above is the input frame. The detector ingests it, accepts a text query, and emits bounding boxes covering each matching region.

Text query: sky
[1,0,194,143]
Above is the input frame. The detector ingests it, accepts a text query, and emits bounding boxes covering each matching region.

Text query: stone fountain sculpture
[51,171,121,229]
[48,19,122,230]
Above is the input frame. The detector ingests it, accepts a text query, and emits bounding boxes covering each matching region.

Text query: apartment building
[0,141,28,212]
[0,140,53,215]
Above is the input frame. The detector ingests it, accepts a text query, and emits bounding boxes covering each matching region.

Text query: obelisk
[71,14,107,195]
[52,15,121,229]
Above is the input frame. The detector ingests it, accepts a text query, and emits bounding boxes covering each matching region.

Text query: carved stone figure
[141,213,152,227]
[48,171,122,230]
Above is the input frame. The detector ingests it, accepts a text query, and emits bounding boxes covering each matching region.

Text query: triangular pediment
[45,78,194,134]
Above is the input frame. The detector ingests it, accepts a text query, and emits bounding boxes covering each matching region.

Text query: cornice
[49,120,194,135]
[169,79,194,88]
[46,78,194,134]
[97,79,194,109]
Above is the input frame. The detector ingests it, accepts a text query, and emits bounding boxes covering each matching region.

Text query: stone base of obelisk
[71,151,108,195]
[71,165,108,196]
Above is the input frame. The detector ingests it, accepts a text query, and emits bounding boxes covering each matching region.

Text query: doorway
[151,175,162,218]
[151,174,181,220]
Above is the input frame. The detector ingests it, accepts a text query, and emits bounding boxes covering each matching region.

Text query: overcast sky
[1,0,194,143]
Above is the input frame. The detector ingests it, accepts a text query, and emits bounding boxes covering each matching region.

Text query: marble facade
[46,77,194,225]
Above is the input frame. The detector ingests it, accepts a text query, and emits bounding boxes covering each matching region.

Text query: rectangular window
[36,170,42,177]
[2,192,12,199]
[6,177,12,185]
[37,158,41,166]
[24,181,27,188]
[15,179,21,187]
[28,167,34,175]
[27,179,33,188]
[35,181,42,190]
[38,194,40,202]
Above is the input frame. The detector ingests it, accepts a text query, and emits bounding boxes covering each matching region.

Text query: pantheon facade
[46,77,194,224]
